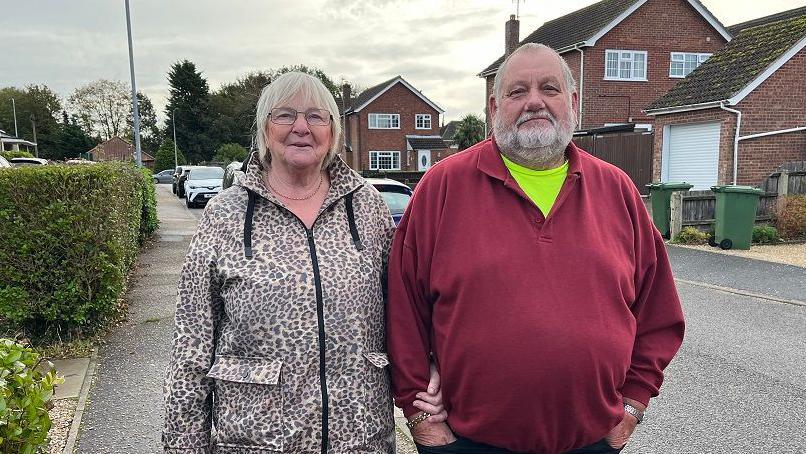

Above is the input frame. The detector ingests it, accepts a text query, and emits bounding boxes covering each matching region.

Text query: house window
[669,52,711,78]
[415,114,432,130]
[604,50,647,81]
[368,113,400,129]
[369,151,401,170]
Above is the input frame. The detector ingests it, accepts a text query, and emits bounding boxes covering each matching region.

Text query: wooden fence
[666,161,806,236]
[573,132,654,195]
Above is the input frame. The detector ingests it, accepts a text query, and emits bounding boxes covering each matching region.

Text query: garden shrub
[0,151,34,161]
[672,226,708,244]
[776,195,806,240]
[0,338,62,453]
[139,168,159,242]
[0,162,157,342]
[752,225,780,244]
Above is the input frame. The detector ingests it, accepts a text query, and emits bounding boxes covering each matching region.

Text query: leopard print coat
[163,155,396,453]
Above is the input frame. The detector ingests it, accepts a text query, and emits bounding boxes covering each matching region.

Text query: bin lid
[710,185,763,194]
[646,182,694,190]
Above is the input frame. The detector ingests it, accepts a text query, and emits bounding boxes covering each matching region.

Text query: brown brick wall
[351,82,447,172]
[583,0,726,128]
[482,0,727,130]
[652,50,806,186]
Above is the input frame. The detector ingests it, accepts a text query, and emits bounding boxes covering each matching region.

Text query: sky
[1,0,802,124]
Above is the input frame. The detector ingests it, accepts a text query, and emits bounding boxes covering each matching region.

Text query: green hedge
[0,151,34,160]
[0,163,158,342]
[0,338,61,453]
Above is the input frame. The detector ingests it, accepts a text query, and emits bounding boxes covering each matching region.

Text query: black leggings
[415,436,624,454]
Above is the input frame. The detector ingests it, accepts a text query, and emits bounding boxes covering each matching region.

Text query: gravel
[48,398,77,454]
[673,242,806,268]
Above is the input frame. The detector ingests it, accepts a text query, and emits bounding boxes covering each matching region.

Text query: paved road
[77,186,805,453]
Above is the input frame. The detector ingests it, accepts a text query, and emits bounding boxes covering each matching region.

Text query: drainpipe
[573,44,585,128]
[719,103,741,185]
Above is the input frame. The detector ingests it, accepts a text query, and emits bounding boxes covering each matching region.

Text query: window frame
[368,113,401,129]
[669,52,712,78]
[369,151,401,170]
[604,50,648,82]
[415,114,432,130]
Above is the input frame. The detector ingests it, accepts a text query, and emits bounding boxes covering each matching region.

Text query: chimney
[505,14,519,57]
[341,83,351,110]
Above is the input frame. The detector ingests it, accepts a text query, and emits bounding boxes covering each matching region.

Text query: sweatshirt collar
[478,136,584,183]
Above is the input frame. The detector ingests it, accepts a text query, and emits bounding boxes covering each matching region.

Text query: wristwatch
[624,403,644,424]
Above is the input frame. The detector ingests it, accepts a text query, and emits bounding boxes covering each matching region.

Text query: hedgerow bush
[0,162,157,342]
[139,168,159,242]
[752,225,780,244]
[672,226,709,245]
[0,151,34,160]
[0,338,62,453]
[777,195,806,240]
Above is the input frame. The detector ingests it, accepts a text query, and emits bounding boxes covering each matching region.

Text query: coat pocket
[206,356,283,451]
[362,352,394,450]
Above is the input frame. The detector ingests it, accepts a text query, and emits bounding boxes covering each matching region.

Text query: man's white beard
[494,105,576,169]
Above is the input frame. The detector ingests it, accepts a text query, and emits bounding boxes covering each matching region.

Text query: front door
[418,149,431,171]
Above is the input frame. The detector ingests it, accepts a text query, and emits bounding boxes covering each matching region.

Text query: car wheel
[153,177,159,184]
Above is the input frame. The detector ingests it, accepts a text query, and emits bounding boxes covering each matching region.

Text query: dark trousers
[415,436,624,454]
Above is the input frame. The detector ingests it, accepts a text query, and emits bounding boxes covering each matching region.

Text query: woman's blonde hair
[254,71,342,167]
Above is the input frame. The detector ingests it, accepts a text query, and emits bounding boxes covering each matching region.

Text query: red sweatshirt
[387,139,684,454]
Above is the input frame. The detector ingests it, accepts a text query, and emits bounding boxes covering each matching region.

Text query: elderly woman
[162,72,443,453]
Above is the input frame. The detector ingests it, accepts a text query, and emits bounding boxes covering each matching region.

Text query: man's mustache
[516,111,556,127]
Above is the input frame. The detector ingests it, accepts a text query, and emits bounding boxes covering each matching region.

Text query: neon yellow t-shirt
[501,154,569,216]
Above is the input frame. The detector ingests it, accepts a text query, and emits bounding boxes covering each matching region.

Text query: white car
[0,155,10,168]
[365,177,413,226]
[184,166,224,208]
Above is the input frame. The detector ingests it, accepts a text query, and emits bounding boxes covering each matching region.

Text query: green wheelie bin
[710,185,763,250]
[646,182,694,238]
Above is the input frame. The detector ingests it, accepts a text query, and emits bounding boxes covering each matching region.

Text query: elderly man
[386,43,684,454]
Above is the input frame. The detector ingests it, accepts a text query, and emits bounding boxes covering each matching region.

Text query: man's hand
[412,363,447,423]
[605,398,645,449]
[410,421,457,447]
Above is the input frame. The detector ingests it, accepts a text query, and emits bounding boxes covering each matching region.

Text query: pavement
[51,186,804,453]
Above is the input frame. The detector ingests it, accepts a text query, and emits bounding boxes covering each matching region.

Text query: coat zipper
[266,189,360,454]
[306,227,329,454]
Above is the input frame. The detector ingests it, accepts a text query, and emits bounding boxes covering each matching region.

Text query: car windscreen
[188,168,224,180]
[375,185,412,213]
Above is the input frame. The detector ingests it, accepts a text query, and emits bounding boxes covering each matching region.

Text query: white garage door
[663,122,720,190]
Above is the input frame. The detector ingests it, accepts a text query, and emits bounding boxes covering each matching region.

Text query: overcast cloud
[1,0,801,123]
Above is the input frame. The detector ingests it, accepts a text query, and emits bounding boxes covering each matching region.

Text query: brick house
[645,11,806,189]
[339,76,449,172]
[89,136,155,169]
[478,0,731,131]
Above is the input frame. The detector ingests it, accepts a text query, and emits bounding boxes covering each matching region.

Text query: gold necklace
[266,172,324,201]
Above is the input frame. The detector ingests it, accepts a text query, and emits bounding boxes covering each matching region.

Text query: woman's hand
[412,362,447,423]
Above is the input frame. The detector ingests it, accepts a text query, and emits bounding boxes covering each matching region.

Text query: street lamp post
[172,109,178,168]
[125,0,143,167]
[11,98,18,137]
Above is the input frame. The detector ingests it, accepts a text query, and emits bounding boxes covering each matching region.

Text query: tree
[208,66,356,153]
[50,111,99,160]
[0,85,64,158]
[214,143,248,164]
[68,79,130,141]
[453,114,486,150]
[153,139,186,172]
[165,60,214,163]
[127,92,162,155]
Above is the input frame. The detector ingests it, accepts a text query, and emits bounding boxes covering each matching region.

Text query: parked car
[174,166,199,198]
[0,155,10,168]
[184,166,224,208]
[223,161,245,190]
[152,168,175,184]
[10,157,48,166]
[366,178,413,226]
[65,158,97,165]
